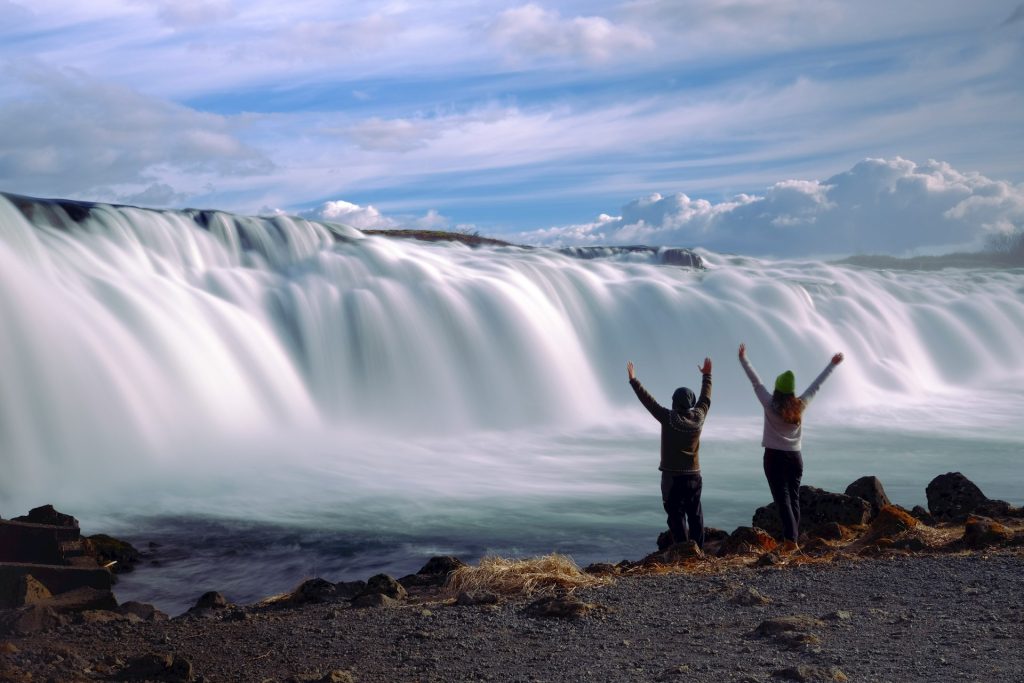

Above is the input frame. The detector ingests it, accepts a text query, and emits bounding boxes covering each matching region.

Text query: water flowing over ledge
[1,193,1022,597]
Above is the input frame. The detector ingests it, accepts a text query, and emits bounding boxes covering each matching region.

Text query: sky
[1,0,1023,256]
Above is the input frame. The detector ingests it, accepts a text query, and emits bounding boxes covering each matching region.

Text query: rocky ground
[2,471,1023,682]
[1,549,1022,682]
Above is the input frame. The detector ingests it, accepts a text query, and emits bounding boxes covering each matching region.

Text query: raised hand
[698,357,712,374]
[832,352,844,365]
[738,343,746,360]
[627,361,636,381]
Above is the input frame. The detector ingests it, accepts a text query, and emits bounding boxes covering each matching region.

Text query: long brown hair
[771,390,805,425]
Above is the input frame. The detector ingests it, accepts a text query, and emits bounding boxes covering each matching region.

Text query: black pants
[763,448,803,541]
[661,472,704,549]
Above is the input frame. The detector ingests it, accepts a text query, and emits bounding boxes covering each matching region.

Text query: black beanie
[672,387,696,412]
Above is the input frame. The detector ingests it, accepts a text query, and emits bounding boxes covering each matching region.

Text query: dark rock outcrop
[925,472,988,521]
[189,591,228,612]
[753,486,871,537]
[960,516,1014,549]
[359,574,407,601]
[12,505,79,528]
[84,534,140,573]
[718,527,777,556]
[118,601,168,621]
[844,476,891,517]
[290,578,337,604]
[334,580,366,601]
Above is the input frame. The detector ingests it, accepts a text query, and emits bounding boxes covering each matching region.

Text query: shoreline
[2,471,1023,681]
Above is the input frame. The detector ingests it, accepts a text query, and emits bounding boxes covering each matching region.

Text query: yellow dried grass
[445,553,611,597]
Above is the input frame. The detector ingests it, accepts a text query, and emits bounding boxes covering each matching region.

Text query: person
[627,357,712,549]
[738,343,843,553]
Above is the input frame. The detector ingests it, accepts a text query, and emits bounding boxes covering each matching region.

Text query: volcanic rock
[12,504,78,528]
[961,516,1014,549]
[334,580,367,601]
[718,527,778,556]
[289,578,338,604]
[360,574,407,601]
[84,534,140,573]
[925,472,988,521]
[844,476,891,517]
[189,591,228,612]
[753,486,871,537]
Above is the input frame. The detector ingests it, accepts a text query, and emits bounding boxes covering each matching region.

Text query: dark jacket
[630,373,712,473]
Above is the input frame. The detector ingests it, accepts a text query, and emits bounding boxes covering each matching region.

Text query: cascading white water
[2,194,1024,507]
[4,193,1021,612]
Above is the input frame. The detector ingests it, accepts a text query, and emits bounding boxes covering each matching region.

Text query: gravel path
[5,549,1023,682]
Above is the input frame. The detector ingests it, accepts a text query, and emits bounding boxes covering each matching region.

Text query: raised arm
[738,344,772,408]
[694,357,712,418]
[627,361,669,423]
[799,352,843,405]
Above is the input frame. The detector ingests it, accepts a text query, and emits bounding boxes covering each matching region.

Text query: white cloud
[304,200,397,230]
[298,200,463,233]
[516,158,1024,256]
[0,61,271,200]
[491,4,653,63]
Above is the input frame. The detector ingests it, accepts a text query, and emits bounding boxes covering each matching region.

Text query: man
[627,357,712,549]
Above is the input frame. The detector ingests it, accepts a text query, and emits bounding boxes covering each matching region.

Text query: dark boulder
[12,504,78,528]
[910,506,936,525]
[290,578,337,604]
[753,486,871,537]
[844,476,891,518]
[656,530,674,551]
[118,601,168,621]
[417,555,466,577]
[189,591,228,612]
[359,574,407,601]
[642,541,704,565]
[862,505,920,542]
[960,516,1014,549]
[0,604,67,635]
[334,580,366,601]
[84,534,140,573]
[351,593,398,609]
[718,527,778,556]
[925,472,988,521]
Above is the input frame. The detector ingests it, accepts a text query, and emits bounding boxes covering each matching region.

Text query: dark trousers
[763,448,803,541]
[661,472,704,549]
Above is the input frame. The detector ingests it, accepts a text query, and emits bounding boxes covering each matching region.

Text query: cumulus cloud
[0,61,271,200]
[516,158,1024,256]
[298,200,463,233]
[491,4,653,63]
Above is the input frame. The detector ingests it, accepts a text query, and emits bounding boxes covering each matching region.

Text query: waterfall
[2,193,1023,513]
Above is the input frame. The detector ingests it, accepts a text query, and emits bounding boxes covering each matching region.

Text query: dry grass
[445,554,611,597]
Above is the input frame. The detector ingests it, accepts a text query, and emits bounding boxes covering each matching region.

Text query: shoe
[780,540,800,554]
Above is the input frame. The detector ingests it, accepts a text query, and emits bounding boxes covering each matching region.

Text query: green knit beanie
[775,370,796,395]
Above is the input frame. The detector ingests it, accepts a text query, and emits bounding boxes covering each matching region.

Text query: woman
[738,343,843,552]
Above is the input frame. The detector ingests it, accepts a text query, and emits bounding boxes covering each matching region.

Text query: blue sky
[1,1,1022,255]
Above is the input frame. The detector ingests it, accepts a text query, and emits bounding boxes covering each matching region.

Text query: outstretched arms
[694,357,712,417]
[800,352,844,404]
[738,343,772,408]
[627,361,669,422]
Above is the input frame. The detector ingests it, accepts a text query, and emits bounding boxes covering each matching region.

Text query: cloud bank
[514,158,1024,257]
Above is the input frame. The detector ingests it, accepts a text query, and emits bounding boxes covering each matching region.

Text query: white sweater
[740,355,837,452]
